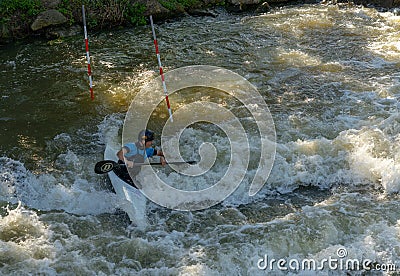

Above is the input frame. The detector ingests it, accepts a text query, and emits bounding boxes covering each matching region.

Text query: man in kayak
[115,129,166,188]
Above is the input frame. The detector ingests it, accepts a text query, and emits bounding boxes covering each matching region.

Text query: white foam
[0,155,118,215]
[0,203,55,273]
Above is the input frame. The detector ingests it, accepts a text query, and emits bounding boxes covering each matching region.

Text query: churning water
[1,4,400,275]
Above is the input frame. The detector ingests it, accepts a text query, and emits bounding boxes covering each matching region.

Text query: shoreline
[0,0,399,45]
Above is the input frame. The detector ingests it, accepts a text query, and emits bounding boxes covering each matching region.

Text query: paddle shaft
[126,161,189,166]
[94,159,196,174]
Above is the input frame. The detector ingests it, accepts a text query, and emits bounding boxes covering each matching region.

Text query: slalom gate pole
[82,5,94,100]
[150,15,173,122]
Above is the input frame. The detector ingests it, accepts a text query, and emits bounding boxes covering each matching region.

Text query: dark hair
[138,129,154,142]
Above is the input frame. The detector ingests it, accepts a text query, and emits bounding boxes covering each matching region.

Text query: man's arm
[156,149,166,166]
[117,147,134,168]
[117,149,125,161]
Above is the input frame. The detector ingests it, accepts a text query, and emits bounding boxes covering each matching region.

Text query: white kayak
[104,145,147,228]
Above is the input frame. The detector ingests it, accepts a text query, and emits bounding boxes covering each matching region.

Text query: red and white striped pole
[150,15,173,122]
[82,5,94,100]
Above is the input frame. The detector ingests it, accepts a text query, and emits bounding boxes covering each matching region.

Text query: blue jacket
[123,142,156,161]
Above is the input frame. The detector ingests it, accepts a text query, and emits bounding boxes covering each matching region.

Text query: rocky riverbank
[0,0,399,44]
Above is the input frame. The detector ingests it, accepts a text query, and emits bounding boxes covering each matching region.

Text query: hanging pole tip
[82,5,94,99]
[150,14,173,123]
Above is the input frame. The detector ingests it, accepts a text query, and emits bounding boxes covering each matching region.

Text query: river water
[1,3,400,275]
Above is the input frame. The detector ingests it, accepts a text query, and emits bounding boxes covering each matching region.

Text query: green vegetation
[159,0,201,11]
[70,0,146,28]
[0,0,42,17]
[0,0,225,42]
[0,0,43,38]
[125,3,147,26]
[58,0,76,25]
[0,0,145,40]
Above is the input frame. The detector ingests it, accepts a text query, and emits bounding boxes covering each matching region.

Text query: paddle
[94,159,197,174]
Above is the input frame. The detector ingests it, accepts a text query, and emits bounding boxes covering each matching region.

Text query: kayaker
[114,129,166,187]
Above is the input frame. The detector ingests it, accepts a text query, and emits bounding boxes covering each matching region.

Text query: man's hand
[157,149,166,167]
[126,160,134,168]
[160,156,166,167]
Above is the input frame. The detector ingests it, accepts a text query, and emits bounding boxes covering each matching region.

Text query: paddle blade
[94,160,118,174]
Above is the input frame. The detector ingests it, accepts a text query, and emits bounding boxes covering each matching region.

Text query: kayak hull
[104,145,147,228]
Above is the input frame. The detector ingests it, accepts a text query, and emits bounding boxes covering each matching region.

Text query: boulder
[187,8,219,17]
[138,0,171,18]
[353,0,394,7]
[227,0,262,5]
[255,1,272,13]
[227,0,290,6]
[31,9,68,31]
[46,25,82,39]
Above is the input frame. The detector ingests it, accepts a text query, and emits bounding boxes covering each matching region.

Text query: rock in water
[31,10,67,31]
[255,2,272,13]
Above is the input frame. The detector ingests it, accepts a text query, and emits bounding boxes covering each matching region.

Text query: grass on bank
[0,0,148,39]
